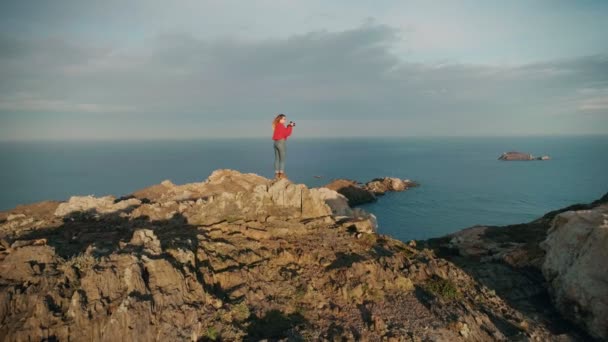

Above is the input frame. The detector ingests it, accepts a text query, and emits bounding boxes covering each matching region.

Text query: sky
[0,0,607,140]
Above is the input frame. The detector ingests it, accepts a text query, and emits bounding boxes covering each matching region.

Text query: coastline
[2,136,607,240]
[0,169,605,340]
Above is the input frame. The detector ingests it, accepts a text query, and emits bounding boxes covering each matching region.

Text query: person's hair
[272,114,286,130]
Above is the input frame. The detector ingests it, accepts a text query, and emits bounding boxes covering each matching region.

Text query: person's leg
[277,139,286,173]
[273,141,281,176]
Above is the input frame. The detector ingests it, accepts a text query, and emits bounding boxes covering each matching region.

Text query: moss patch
[423,277,462,301]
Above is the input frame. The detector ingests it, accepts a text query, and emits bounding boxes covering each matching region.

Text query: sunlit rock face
[541,204,608,340]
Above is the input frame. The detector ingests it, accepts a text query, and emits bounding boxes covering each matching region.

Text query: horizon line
[1,133,607,143]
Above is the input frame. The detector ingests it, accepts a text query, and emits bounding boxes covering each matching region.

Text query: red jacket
[272,124,293,140]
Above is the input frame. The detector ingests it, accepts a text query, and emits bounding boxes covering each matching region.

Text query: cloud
[0,24,407,117]
[579,96,608,111]
[575,86,608,112]
[0,95,134,114]
[0,23,607,138]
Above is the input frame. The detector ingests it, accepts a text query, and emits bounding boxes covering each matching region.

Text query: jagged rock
[434,224,532,267]
[141,255,206,308]
[1,216,35,232]
[54,195,141,216]
[204,168,269,191]
[161,179,175,187]
[315,187,353,217]
[166,248,196,267]
[0,245,56,282]
[541,204,608,340]
[132,169,270,203]
[323,176,416,205]
[183,178,332,225]
[10,238,47,249]
[323,179,377,205]
[130,201,180,221]
[364,177,417,195]
[424,193,608,342]
[445,225,493,257]
[356,210,378,233]
[129,229,163,255]
[7,214,26,221]
[0,169,595,341]
[342,217,377,234]
[0,201,60,222]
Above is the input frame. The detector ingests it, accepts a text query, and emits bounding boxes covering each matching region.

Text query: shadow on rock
[245,309,307,341]
[18,204,199,260]
[326,252,366,270]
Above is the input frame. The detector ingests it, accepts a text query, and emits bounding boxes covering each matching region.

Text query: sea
[1,135,607,241]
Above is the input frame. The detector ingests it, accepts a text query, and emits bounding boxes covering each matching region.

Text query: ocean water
[1,136,607,241]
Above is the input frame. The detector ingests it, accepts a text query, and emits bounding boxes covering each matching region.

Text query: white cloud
[579,96,608,111]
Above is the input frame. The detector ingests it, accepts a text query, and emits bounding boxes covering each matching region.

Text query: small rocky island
[0,169,605,340]
[323,177,418,206]
[498,151,551,161]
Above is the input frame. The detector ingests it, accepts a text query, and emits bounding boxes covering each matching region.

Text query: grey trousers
[273,139,286,172]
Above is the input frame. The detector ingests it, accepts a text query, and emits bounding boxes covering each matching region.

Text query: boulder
[315,187,353,217]
[540,204,608,340]
[54,195,141,216]
[322,179,377,205]
[444,225,492,258]
[0,245,57,282]
[130,229,163,255]
[364,177,417,195]
[344,215,378,234]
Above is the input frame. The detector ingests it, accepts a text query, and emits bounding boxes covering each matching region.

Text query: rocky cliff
[541,202,608,340]
[425,192,608,341]
[0,169,601,341]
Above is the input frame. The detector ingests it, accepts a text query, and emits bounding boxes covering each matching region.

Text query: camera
[289,121,296,127]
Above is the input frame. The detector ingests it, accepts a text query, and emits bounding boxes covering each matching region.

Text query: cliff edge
[0,169,597,341]
[425,191,608,340]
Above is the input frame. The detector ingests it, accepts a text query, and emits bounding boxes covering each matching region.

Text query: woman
[271,113,295,180]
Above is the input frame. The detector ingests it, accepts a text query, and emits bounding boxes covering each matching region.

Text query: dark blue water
[1,136,607,240]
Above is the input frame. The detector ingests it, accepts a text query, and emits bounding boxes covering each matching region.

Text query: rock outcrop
[364,177,417,195]
[323,179,377,206]
[0,169,593,341]
[541,203,608,340]
[425,192,608,340]
[498,151,550,161]
[323,177,417,206]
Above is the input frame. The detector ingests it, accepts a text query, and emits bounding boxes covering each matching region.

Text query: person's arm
[285,124,293,138]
